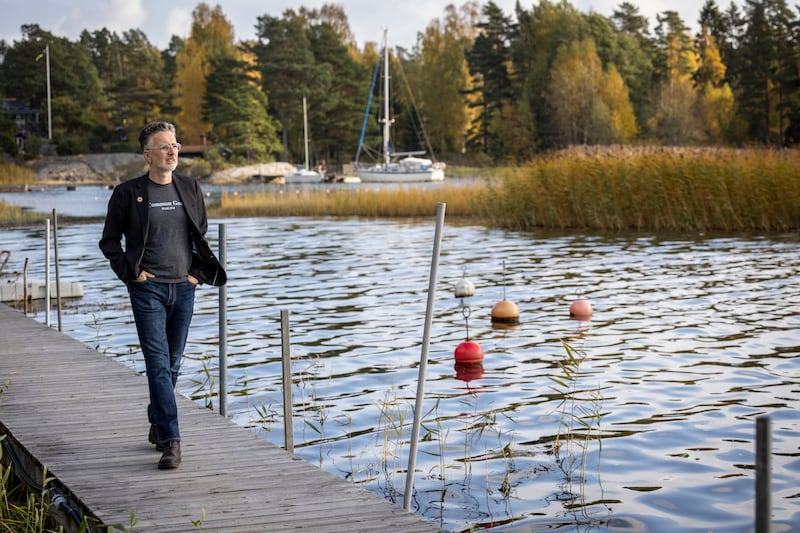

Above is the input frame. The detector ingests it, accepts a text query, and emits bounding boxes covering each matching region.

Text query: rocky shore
[26,154,296,185]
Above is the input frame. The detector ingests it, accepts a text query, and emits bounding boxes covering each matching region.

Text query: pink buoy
[454,340,484,363]
[569,299,593,319]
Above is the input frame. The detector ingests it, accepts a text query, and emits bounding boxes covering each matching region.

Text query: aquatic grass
[0,199,44,227]
[488,146,800,232]
[208,147,800,231]
[212,182,491,220]
[373,387,409,500]
[0,163,36,185]
[547,339,610,523]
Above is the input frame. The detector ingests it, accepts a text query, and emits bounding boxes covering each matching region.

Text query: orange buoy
[454,340,484,363]
[491,299,519,324]
[569,299,593,319]
[455,362,484,382]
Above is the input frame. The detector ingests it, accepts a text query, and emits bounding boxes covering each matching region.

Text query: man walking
[99,122,226,469]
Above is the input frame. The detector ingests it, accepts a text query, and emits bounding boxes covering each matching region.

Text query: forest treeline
[0,0,798,170]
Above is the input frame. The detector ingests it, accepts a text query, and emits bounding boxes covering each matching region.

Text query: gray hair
[139,122,177,151]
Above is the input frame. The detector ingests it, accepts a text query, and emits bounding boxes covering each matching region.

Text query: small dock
[0,304,440,532]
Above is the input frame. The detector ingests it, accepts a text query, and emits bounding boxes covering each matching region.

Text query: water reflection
[1,215,798,532]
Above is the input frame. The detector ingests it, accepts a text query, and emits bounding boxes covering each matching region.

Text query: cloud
[164,7,192,43]
[58,0,148,37]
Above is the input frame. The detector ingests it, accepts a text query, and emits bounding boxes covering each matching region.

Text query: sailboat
[354,30,445,183]
[284,96,323,183]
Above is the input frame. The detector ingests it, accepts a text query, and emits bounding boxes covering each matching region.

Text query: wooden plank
[0,304,440,533]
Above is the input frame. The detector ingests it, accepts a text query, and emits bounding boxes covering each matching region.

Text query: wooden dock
[0,304,441,532]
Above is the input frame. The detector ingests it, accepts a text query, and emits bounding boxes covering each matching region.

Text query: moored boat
[354,30,445,183]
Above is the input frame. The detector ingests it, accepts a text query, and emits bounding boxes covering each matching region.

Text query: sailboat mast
[382,30,391,167]
[302,96,310,170]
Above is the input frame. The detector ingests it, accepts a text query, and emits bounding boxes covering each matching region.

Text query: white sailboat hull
[355,157,445,183]
[356,166,444,182]
[284,168,323,183]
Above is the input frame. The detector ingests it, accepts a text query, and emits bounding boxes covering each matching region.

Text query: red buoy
[454,340,484,363]
[569,299,593,319]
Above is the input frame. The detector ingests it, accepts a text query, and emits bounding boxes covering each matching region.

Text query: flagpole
[45,44,52,140]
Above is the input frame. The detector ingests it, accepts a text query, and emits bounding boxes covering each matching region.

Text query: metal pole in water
[52,209,62,331]
[45,218,51,327]
[755,415,771,533]
[404,202,446,512]
[22,258,28,315]
[281,309,294,453]
[218,223,228,417]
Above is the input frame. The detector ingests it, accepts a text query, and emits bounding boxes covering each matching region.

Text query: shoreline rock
[27,154,297,186]
[29,153,146,185]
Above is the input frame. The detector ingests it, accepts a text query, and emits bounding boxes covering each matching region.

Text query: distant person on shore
[99,121,226,470]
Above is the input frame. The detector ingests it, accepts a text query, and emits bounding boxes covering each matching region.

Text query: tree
[694,26,736,143]
[547,38,637,145]
[611,2,657,128]
[600,64,639,143]
[411,3,480,157]
[306,22,367,169]
[737,0,798,145]
[203,55,281,161]
[548,39,604,145]
[254,15,329,161]
[513,0,587,149]
[175,3,239,146]
[465,1,515,155]
[1,25,103,144]
[649,11,701,143]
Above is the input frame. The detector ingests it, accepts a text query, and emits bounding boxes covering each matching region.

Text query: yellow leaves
[175,3,239,145]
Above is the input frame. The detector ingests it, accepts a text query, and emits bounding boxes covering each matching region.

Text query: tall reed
[209,148,799,232]
[486,146,800,232]
[0,200,44,227]
[213,183,491,220]
[0,162,36,185]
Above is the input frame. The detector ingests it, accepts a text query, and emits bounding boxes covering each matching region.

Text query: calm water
[1,193,798,532]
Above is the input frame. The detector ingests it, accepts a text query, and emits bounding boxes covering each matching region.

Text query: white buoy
[455,271,475,298]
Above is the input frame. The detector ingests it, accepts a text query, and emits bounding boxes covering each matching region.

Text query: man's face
[144,130,180,173]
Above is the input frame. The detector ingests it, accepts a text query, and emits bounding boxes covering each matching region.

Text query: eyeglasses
[145,143,182,153]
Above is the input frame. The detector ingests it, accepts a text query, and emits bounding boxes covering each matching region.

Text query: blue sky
[1,1,738,50]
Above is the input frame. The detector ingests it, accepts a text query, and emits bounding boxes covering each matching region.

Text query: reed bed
[0,200,46,227]
[210,148,800,232]
[487,146,800,232]
[0,162,36,185]
[213,182,492,220]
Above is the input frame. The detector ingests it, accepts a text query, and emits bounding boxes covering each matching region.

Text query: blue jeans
[128,280,196,443]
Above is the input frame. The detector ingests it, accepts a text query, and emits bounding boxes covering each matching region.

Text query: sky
[0,0,740,52]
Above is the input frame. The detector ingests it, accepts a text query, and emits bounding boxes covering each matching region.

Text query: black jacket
[99,173,227,286]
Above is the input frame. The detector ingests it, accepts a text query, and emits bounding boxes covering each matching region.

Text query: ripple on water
[1,215,798,532]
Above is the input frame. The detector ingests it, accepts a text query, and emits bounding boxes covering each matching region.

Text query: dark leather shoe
[148,424,164,452]
[158,440,181,469]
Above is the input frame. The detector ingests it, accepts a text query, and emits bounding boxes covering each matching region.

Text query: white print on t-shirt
[150,200,183,211]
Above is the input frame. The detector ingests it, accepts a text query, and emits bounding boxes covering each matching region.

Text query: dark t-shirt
[139,179,192,282]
